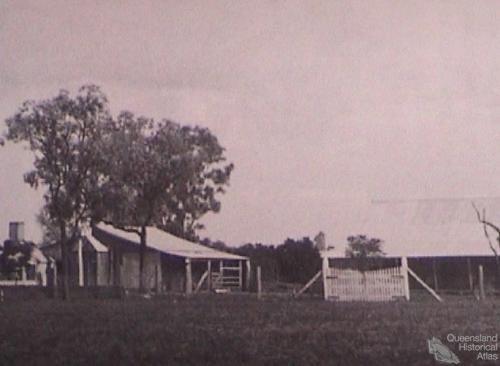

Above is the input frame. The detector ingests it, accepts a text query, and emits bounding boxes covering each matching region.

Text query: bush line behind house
[198,234,385,286]
[200,237,322,285]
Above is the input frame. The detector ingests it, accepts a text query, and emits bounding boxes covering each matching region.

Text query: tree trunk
[60,222,70,300]
[139,226,146,293]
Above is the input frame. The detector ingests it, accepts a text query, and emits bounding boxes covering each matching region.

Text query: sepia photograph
[0,1,499,365]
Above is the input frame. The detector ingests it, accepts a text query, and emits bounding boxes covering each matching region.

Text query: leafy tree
[276,237,321,283]
[0,240,33,278]
[345,235,385,258]
[3,85,109,298]
[200,237,231,251]
[233,238,321,283]
[235,243,280,281]
[100,112,233,291]
[36,206,63,246]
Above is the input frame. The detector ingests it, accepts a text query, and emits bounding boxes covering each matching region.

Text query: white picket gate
[322,257,410,302]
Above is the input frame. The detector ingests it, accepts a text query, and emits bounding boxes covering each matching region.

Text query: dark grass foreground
[0,294,498,366]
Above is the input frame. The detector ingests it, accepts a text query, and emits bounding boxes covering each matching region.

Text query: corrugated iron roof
[95,223,247,260]
[82,227,108,253]
[328,197,500,257]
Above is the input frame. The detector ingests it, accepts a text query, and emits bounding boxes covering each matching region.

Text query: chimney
[9,222,25,242]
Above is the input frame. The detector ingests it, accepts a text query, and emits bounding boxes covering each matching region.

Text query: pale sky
[1,1,500,250]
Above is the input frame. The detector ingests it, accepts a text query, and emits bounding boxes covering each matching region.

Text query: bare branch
[472,202,499,257]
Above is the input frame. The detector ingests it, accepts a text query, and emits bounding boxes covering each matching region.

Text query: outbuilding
[43,223,250,294]
[321,197,500,301]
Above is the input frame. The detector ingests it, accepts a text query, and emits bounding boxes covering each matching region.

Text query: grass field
[0,293,498,366]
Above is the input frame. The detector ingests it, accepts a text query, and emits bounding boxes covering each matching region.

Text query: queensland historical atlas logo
[428,334,499,363]
[428,337,460,364]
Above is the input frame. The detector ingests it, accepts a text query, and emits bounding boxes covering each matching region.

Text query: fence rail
[0,280,39,287]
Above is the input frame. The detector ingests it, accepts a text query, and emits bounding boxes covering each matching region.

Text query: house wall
[161,254,185,292]
[91,225,249,292]
[96,253,109,286]
[67,251,109,287]
[119,251,162,290]
[41,244,106,287]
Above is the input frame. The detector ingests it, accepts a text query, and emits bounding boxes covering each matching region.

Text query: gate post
[257,266,262,299]
[322,254,329,300]
[207,260,212,291]
[185,258,192,295]
[479,265,485,301]
[401,256,410,301]
[245,260,251,292]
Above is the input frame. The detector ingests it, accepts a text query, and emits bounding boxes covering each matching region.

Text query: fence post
[78,238,84,287]
[401,257,410,301]
[238,260,243,290]
[479,265,485,301]
[322,254,329,300]
[185,258,192,295]
[21,266,27,282]
[245,260,251,292]
[257,266,262,299]
[207,260,212,291]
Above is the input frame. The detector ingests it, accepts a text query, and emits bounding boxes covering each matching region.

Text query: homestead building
[41,223,250,294]
[1,222,50,286]
[325,197,500,298]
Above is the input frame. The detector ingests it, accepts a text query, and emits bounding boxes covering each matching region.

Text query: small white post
[479,265,485,301]
[21,266,27,282]
[78,238,84,287]
[245,260,251,291]
[322,254,329,300]
[401,257,410,301]
[185,258,192,295]
[39,263,47,287]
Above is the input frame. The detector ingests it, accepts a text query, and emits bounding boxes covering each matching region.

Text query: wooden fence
[323,257,410,302]
[0,280,38,286]
[211,261,242,289]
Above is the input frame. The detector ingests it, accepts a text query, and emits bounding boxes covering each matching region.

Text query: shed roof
[328,197,500,257]
[40,227,108,258]
[95,223,247,260]
[82,228,108,253]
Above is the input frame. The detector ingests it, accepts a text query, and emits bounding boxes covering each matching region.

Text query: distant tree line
[200,234,387,284]
[200,237,322,284]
